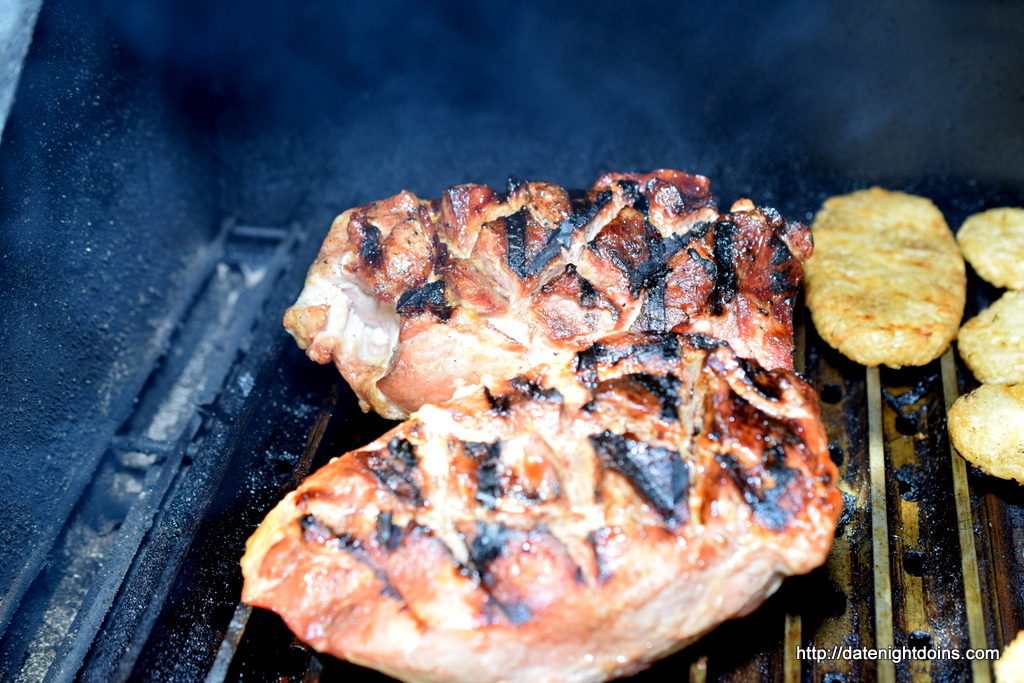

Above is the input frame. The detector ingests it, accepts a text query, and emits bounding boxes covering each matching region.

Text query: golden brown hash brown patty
[948,383,1024,485]
[805,187,966,368]
[957,207,1024,291]
[957,290,1024,384]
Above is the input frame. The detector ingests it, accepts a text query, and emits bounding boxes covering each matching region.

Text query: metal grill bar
[781,310,810,683]
[206,604,253,683]
[868,367,896,682]
[205,384,341,683]
[943,350,992,683]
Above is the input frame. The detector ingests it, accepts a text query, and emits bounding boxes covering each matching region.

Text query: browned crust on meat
[242,333,840,683]
[284,172,811,417]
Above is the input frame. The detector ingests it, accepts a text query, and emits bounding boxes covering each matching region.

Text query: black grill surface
[0,0,1022,681]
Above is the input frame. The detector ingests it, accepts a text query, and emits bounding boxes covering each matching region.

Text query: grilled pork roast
[242,333,840,683]
[284,171,811,418]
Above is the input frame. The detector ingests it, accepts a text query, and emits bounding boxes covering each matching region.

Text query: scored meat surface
[242,333,840,683]
[284,171,810,418]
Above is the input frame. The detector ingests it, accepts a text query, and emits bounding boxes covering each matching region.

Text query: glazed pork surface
[284,171,810,418]
[242,332,840,683]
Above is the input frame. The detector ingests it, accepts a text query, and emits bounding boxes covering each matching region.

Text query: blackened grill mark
[664,234,685,259]
[681,333,727,351]
[396,280,454,321]
[504,207,569,279]
[469,522,509,585]
[484,386,511,414]
[589,217,669,297]
[771,269,794,293]
[633,192,649,214]
[463,441,504,509]
[375,512,403,551]
[589,431,689,521]
[632,335,682,363]
[389,437,418,469]
[567,192,609,232]
[496,601,532,625]
[630,372,682,421]
[716,449,798,531]
[534,190,614,267]
[300,514,402,600]
[684,220,712,243]
[764,443,788,469]
[579,274,599,308]
[616,179,649,214]
[508,375,562,403]
[504,209,530,279]
[431,232,449,271]
[301,514,359,550]
[737,357,783,400]
[362,439,423,506]
[525,230,565,276]
[581,278,598,309]
[364,456,423,505]
[485,378,560,416]
[358,222,384,266]
[587,528,614,583]
[688,248,717,278]
[639,277,667,331]
[574,343,605,389]
[769,232,793,266]
[711,220,738,314]
[664,221,711,260]
[467,523,534,624]
[574,335,681,389]
[617,179,640,201]
[628,257,669,297]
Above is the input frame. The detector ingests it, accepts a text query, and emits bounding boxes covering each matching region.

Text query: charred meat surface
[242,333,840,683]
[283,171,810,418]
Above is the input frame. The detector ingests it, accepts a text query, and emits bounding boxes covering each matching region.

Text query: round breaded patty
[957,207,1024,290]
[997,631,1024,683]
[948,383,1024,484]
[958,291,1024,384]
[805,188,966,368]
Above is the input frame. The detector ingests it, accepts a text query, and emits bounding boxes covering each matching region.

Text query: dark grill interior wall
[0,0,1022,679]
[0,0,222,619]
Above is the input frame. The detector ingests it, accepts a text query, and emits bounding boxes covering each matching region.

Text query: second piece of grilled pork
[284,171,810,418]
[242,332,840,683]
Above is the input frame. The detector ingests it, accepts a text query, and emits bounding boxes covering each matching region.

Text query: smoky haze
[102,0,1023,203]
